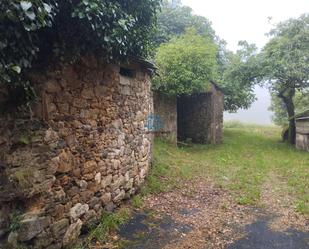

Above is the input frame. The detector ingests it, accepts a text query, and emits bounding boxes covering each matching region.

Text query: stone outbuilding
[296,110,309,152]
[0,56,154,248]
[154,82,224,145]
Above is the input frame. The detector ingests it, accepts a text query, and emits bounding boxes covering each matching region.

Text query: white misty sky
[181,0,309,124]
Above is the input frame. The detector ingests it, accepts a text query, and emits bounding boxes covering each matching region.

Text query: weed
[131,195,143,209]
[9,211,22,232]
[296,200,309,215]
[13,168,37,189]
[88,208,130,243]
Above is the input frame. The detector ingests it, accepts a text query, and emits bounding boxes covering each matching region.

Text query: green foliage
[0,0,56,104]
[152,0,220,97]
[0,0,161,105]
[153,2,257,111]
[88,208,130,243]
[9,211,22,232]
[18,133,31,145]
[296,201,309,215]
[13,167,36,189]
[131,195,143,209]
[269,89,309,126]
[154,1,216,47]
[153,29,218,95]
[220,41,261,112]
[261,14,309,92]
[269,92,289,127]
[260,14,309,143]
[140,159,170,195]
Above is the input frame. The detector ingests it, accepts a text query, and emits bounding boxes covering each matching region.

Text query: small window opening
[120,67,135,78]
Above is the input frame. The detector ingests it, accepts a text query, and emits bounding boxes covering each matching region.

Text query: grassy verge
[148,123,309,215]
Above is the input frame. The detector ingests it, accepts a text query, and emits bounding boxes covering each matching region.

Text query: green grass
[152,123,309,215]
[87,208,131,243]
[73,208,131,248]
[131,195,143,209]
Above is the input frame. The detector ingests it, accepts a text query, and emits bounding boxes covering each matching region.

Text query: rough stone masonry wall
[177,93,212,144]
[177,85,223,144]
[209,85,224,144]
[296,119,309,152]
[153,92,177,145]
[0,57,153,248]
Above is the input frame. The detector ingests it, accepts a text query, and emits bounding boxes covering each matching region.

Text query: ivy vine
[0,0,161,106]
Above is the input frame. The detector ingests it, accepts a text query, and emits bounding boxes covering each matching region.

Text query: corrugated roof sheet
[295,110,309,121]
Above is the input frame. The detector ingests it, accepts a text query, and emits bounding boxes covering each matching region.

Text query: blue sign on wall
[145,113,164,132]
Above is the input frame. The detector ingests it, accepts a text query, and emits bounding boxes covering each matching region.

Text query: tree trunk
[279,88,296,145]
[285,98,296,145]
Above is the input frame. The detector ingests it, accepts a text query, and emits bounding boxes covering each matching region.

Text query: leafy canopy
[153,29,218,95]
[261,14,309,143]
[261,14,309,92]
[0,0,161,104]
[220,41,261,112]
[154,0,216,47]
[153,1,258,112]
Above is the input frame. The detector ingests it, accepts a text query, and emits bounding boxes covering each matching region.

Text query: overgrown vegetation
[0,0,161,105]
[88,209,130,242]
[74,208,131,248]
[220,41,260,112]
[153,1,259,112]
[149,124,309,215]
[153,28,218,95]
[154,0,216,47]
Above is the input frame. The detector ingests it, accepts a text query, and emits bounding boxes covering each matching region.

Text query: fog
[224,86,274,125]
[181,0,308,125]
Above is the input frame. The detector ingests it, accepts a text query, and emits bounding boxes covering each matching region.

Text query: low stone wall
[0,57,153,248]
[296,119,309,152]
[296,134,309,151]
[153,93,177,144]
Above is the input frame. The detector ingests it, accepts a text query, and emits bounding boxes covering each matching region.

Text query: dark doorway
[177,93,212,144]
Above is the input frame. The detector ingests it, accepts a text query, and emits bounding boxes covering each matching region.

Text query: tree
[153,29,218,95]
[220,41,260,112]
[269,89,309,126]
[154,1,216,47]
[153,2,258,112]
[0,0,161,105]
[261,14,309,144]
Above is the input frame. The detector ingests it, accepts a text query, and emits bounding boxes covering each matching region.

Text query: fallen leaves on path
[261,172,309,232]
[143,179,256,249]
[95,176,308,249]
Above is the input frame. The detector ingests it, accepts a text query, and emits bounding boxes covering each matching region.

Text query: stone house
[296,110,309,151]
[154,82,224,145]
[0,56,154,248]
